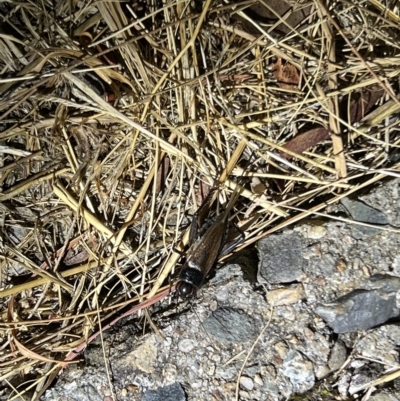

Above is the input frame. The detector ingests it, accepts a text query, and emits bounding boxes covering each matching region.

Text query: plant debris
[1,0,400,399]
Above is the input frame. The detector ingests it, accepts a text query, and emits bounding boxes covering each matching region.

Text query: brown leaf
[281,127,331,159]
[339,87,384,125]
[196,175,212,207]
[271,58,300,89]
[7,296,71,366]
[155,155,170,193]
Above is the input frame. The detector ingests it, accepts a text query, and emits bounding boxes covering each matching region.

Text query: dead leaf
[271,58,300,89]
[155,155,170,193]
[340,88,383,125]
[281,127,331,159]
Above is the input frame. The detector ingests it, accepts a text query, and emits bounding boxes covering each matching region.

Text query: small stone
[178,339,194,353]
[362,274,400,292]
[281,351,315,393]
[141,383,185,401]
[369,392,400,401]
[341,197,388,237]
[191,380,203,389]
[315,286,400,333]
[274,342,289,359]
[314,364,331,379]
[163,364,177,382]
[328,341,347,372]
[341,197,388,225]
[267,284,305,306]
[336,259,347,272]
[216,365,236,380]
[307,225,327,239]
[254,374,263,386]
[263,380,280,395]
[121,388,128,397]
[239,376,254,391]
[258,232,304,284]
[126,339,157,373]
[203,308,257,342]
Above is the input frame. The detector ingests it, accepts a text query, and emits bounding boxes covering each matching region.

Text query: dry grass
[0,0,400,399]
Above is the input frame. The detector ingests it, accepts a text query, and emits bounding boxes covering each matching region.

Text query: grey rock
[361,274,400,293]
[328,341,347,372]
[263,380,280,395]
[258,232,304,283]
[341,197,388,237]
[315,288,400,333]
[141,382,185,401]
[178,339,195,353]
[369,392,400,401]
[341,197,388,225]
[281,351,315,393]
[215,365,236,380]
[203,308,257,342]
[239,376,254,391]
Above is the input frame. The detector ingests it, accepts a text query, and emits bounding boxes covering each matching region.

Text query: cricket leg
[219,223,245,258]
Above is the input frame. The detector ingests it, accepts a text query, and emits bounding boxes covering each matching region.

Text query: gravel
[42,178,400,401]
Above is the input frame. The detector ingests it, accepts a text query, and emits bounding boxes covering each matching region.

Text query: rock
[141,382,185,401]
[301,218,327,240]
[341,197,388,237]
[315,284,400,333]
[162,364,178,382]
[178,339,194,353]
[328,341,347,372]
[308,226,327,239]
[361,274,400,292]
[254,374,263,386]
[369,392,400,401]
[125,339,157,373]
[258,232,304,283]
[314,364,331,379]
[341,197,388,225]
[203,308,257,342]
[267,284,305,306]
[281,351,315,393]
[215,365,236,380]
[239,376,254,391]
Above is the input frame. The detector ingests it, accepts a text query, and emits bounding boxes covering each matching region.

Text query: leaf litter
[0,0,400,399]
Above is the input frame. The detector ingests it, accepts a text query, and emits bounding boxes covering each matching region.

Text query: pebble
[178,339,194,353]
[306,224,327,239]
[315,277,400,333]
[281,351,315,393]
[239,376,254,391]
[141,382,185,401]
[341,197,388,225]
[254,374,263,386]
[258,232,304,283]
[124,338,158,373]
[162,364,177,382]
[203,308,257,342]
[341,197,388,237]
[267,284,305,306]
[328,341,347,372]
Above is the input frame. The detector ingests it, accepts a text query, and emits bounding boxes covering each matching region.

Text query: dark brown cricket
[177,184,243,297]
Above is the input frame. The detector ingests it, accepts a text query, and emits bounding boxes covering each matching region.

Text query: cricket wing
[185,217,227,277]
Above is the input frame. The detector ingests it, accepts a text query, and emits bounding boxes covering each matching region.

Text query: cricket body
[177,184,243,298]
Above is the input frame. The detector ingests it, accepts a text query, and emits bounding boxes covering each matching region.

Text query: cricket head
[177,266,204,298]
[177,281,197,297]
